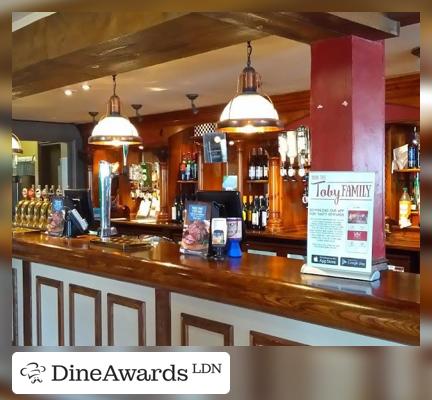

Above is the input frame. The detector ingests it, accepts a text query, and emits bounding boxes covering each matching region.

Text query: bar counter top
[111,219,420,252]
[12,231,419,345]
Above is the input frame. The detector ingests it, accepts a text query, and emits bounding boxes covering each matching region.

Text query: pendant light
[88,75,142,146]
[217,41,283,134]
[12,133,23,154]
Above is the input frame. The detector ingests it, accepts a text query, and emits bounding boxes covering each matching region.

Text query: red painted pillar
[310,35,386,262]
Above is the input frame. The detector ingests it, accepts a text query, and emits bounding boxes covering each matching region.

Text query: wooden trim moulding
[22,261,32,346]
[250,330,307,346]
[181,313,234,346]
[107,293,146,346]
[12,268,18,346]
[36,275,64,346]
[69,284,102,346]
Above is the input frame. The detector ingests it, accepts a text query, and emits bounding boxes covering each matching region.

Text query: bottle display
[178,152,198,181]
[248,147,269,181]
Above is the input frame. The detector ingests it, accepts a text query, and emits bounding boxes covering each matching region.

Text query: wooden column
[267,156,283,232]
[197,145,204,191]
[154,147,169,223]
[236,140,244,195]
[157,161,169,222]
[310,35,386,262]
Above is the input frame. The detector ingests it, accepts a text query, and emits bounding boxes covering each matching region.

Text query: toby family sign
[302,171,384,282]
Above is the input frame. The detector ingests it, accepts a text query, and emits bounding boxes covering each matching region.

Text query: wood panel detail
[22,261,32,346]
[36,276,64,346]
[181,313,234,346]
[250,330,307,346]
[155,289,171,346]
[12,235,419,345]
[69,284,102,346]
[12,268,18,346]
[107,293,146,346]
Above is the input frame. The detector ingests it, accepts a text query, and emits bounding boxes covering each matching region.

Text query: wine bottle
[256,148,264,180]
[259,195,267,231]
[263,150,269,180]
[242,195,248,223]
[252,196,259,230]
[248,148,256,180]
[247,195,253,229]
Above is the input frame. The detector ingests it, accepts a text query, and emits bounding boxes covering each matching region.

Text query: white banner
[13,352,230,394]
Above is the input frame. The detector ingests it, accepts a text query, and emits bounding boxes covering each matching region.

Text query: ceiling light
[217,41,283,134]
[88,75,143,146]
[148,87,167,92]
[64,89,73,96]
[82,83,91,91]
[12,133,23,154]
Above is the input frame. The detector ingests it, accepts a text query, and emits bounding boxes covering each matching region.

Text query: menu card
[180,201,211,256]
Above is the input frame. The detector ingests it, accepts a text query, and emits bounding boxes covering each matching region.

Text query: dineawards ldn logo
[20,362,47,384]
[12,352,230,395]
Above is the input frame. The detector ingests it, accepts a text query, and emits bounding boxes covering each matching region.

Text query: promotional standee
[301,171,383,282]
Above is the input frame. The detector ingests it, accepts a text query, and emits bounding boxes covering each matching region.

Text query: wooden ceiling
[12,12,419,100]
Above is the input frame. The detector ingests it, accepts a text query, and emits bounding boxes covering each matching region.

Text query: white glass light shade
[12,133,23,153]
[217,93,283,134]
[88,115,142,146]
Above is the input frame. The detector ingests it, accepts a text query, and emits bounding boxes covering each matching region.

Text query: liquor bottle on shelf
[177,196,184,223]
[408,139,418,169]
[179,155,187,181]
[251,196,259,230]
[247,195,253,229]
[242,195,248,223]
[185,153,192,181]
[191,152,198,180]
[259,195,267,230]
[255,148,264,180]
[248,148,257,180]
[171,197,179,222]
[399,187,411,228]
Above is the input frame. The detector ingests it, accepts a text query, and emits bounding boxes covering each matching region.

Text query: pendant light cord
[246,41,252,67]
[112,74,117,95]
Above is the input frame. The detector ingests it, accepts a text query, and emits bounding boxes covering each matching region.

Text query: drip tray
[89,235,153,251]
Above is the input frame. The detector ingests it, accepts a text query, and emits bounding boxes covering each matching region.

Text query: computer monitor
[195,190,245,239]
[64,189,95,229]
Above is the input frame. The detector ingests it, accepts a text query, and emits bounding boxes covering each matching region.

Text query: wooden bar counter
[12,231,419,346]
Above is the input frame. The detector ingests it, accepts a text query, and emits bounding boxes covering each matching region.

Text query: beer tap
[14,187,28,227]
[32,185,44,228]
[98,160,118,238]
[38,186,51,230]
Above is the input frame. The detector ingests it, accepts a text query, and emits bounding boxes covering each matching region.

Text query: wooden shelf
[177,180,198,184]
[395,168,420,173]
[246,180,268,184]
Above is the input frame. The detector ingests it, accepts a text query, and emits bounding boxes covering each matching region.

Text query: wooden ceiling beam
[202,12,401,43]
[13,12,267,99]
